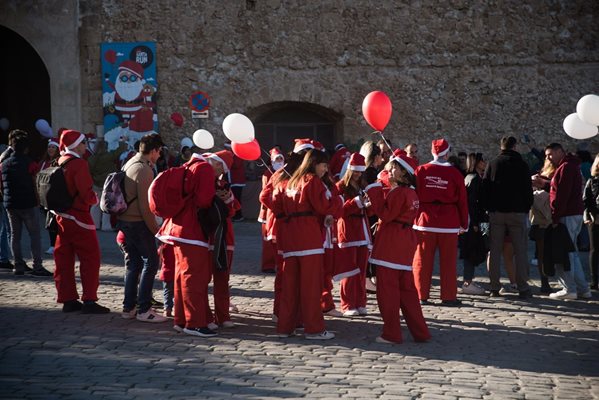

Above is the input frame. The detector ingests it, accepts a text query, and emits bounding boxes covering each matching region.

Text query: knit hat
[47,139,59,148]
[270,147,284,161]
[293,138,314,153]
[206,150,234,174]
[334,143,346,151]
[431,139,450,158]
[59,129,85,151]
[118,60,144,78]
[348,152,366,172]
[390,149,417,175]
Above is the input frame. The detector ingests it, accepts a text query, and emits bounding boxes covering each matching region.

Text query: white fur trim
[258,217,267,223]
[432,146,450,157]
[349,165,366,172]
[412,225,460,234]
[333,268,360,282]
[293,143,314,153]
[428,159,451,166]
[67,133,85,150]
[48,140,59,148]
[364,182,382,192]
[338,240,369,248]
[119,65,143,77]
[61,149,81,158]
[369,258,413,271]
[191,153,206,161]
[354,195,364,209]
[207,154,229,174]
[156,234,210,248]
[282,248,325,258]
[390,156,414,175]
[230,183,246,187]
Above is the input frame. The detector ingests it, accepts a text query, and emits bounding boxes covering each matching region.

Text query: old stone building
[1,0,598,214]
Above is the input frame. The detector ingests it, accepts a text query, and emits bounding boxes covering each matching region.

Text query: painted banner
[101,42,158,150]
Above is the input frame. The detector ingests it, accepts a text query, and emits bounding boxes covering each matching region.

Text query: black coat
[481,150,533,213]
[543,223,575,276]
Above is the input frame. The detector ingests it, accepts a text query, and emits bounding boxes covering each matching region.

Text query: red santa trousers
[321,248,335,312]
[261,225,276,271]
[412,230,458,301]
[376,267,431,343]
[173,243,212,329]
[53,217,101,303]
[208,250,233,325]
[277,254,326,335]
[340,246,369,311]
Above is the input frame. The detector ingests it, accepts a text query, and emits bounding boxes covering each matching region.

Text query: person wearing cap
[156,149,225,337]
[271,148,342,340]
[368,150,431,344]
[53,129,110,313]
[335,152,372,317]
[39,139,60,255]
[173,138,193,167]
[412,139,468,306]
[118,134,168,323]
[329,144,351,182]
[259,148,285,273]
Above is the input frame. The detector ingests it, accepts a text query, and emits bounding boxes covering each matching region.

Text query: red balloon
[170,112,184,127]
[362,91,392,131]
[104,49,117,64]
[232,139,261,161]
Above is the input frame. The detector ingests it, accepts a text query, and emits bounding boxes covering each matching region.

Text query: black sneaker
[62,300,83,313]
[13,268,24,276]
[441,299,462,307]
[183,327,217,337]
[419,299,432,306]
[151,297,164,308]
[489,290,502,297]
[0,261,14,269]
[30,268,53,277]
[518,289,533,300]
[81,302,110,314]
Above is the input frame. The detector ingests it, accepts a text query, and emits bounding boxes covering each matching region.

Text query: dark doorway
[0,25,51,160]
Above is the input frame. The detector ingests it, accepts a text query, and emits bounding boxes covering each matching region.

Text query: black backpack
[36,158,75,212]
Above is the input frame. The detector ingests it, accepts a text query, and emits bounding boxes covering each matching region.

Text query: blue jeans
[118,221,159,313]
[163,280,174,311]
[556,215,589,294]
[6,207,42,270]
[0,204,11,262]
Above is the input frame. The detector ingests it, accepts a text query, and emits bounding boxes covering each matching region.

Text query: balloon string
[375,130,393,151]
[258,157,274,175]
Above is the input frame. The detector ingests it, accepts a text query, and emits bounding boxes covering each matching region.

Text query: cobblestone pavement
[1,221,598,399]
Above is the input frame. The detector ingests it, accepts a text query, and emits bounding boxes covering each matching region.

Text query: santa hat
[311,140,325,152]
[59,129,85,151]
[270,147,284,161]
[118,60,144,78]
[47,139,59,148]
[206,150,234,174]
[348,152,366,172]
[293,138,314,153]
[335,143,346,151]
[390,149,417,175]
[431,138,450,158]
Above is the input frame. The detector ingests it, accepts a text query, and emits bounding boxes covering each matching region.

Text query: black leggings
[588,224,599,287]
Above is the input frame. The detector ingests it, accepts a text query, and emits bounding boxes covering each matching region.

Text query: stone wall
[75,0,599,155]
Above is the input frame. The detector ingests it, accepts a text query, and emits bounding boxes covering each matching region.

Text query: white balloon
[563,113,598,140]
[193,129,214,149]
[222,113,255,144]
[180,137,193,149]
[0,118,9,131]
[576,94,599,126]
[35,119,50,134]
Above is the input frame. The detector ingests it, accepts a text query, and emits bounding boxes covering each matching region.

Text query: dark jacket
[583,176,599,218]
[1,152,38,209]
[481,149,533,213]
[543,223,576,276]
[550,154,584,223]
[464,172,487,227]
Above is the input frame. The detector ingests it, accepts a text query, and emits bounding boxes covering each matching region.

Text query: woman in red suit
[271,149,342,340]
[368,150,431,344]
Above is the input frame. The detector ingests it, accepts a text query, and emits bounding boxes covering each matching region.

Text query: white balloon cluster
[563,94,599,140]
[182,112,256,155]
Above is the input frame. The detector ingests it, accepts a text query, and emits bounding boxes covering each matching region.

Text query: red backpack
[149,162,196,219]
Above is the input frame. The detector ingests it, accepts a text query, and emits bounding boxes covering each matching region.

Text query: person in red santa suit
[329,144,351,182]
[412,139,468,306]
[271,148,342,339]
[368,150,431,344]
[259,148,285,273]
[53,130,109,314]
[156,151,217,337]
[335,153,376,317]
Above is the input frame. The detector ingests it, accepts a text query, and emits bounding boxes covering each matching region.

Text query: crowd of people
[0,126,597,344]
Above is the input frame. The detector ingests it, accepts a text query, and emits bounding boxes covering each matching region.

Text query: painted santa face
[115,71,143,101]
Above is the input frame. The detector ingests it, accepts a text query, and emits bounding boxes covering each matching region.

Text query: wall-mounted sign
[189,91,210,119]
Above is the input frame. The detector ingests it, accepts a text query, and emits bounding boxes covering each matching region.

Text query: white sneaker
[207,322,219,331]
[343,309,360,317]
[499,283,518,295]
[305,331,335,340]
[375,336,394,344]
[549,289,577,300]
[136,309,168,323]
[229,304,239,313]
[221,320,235,328]
[173,324,184,333]
[578,290,592,299]
[357,307,368,316]
[45,247,54,255]
[324,308,343,317]
[365,278,377,292]
[278,330,295,338]
[460,282,486,295]
[121,307,136,319]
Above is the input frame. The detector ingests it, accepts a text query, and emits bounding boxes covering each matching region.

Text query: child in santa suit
[368,150,431,344]
[259,148,285,273]
[271,148,342,340]
[412,139,468,306]
[53,130,110,314]
[335,153,373,316]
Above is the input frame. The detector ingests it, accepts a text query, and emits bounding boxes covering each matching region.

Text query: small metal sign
[190,91,210,119]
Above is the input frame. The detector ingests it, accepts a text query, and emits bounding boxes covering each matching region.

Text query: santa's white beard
[115,77,143,101]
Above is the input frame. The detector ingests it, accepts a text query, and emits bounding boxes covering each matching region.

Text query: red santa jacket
[271,174,342,258]
[258,169,273,224]
[55,153,98,230]
[369,184,420,270]
[335,180,372,248]
[229,154,246,187]
[413,160,468,233]
[329,148,351,180]
[157,155,215,247]
[259,169,282,242]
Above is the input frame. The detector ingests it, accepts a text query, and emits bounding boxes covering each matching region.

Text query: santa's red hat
[293,138,314,153]
[118,60,144,78]
[348,152,366,172]
[311,140,325,152]
[390,149,417,175]
[59,129,85,151]
[270,147,284,161]
[431,138,450,158]
[206,150,234,174]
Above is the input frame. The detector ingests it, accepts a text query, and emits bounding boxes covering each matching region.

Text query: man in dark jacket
[0,130,52,276]
[534,143,590,300]
[481,136,533,299]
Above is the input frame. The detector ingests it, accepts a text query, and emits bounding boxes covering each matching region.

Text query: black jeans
[589,223,599,287]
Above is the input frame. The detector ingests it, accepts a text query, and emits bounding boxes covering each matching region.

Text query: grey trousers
[6,207,42,271]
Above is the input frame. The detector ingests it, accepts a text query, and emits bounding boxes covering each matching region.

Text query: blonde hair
[540,158,556,178]
[591,154,599,177]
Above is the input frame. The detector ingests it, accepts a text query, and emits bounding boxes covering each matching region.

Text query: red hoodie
[550,154,584,223]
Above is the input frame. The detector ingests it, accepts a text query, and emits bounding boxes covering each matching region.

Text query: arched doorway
[0,25,51,159]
